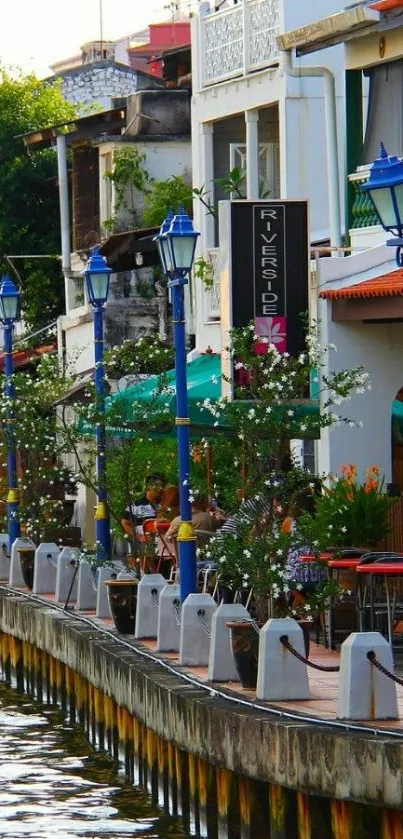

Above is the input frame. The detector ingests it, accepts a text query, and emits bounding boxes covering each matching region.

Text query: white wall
[317,246,402,482]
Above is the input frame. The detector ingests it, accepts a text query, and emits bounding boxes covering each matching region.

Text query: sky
[0,0,182,78]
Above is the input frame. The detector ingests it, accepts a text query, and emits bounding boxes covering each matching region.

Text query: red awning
[0,342,56,372]
[319,268,403,300]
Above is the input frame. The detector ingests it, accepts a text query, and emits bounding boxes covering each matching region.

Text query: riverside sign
[229,200,309,357]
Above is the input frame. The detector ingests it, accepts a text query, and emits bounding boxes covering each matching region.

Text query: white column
[200,122,215,248]
[245,109,259,200]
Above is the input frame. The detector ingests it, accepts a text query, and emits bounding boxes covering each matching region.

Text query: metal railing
[200,0,280,87]
[348,165,379,230]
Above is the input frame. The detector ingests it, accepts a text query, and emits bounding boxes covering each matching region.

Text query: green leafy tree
[0,69,76,330]
[104,146,152,232]
[142,175,193,227]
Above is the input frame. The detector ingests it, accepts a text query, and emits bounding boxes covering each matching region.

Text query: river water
[0,681,191,839]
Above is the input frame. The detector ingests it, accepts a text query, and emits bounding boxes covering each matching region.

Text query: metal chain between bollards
[172,598,181,627]
[280,635,340,672]
[197,608,211,636]
[367,651,403,687]
[151,588,160,609]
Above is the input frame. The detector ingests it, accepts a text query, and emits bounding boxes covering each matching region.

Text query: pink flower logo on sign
[255,316,288,355]
[255,315,287,355]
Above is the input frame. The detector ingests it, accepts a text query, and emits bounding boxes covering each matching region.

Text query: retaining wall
[0,587,403,837]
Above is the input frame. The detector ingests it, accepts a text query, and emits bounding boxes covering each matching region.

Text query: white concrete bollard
[55,547,80,604]
[32,543,60,595]
[135,573,167,639]
[156,584,181,652]
[208,603,250,682]
[9,537,36,587]
[76,560,97,611]
[337,632,398,720]
[179,593,217,666]
[256,618,310,701]
[0,533,9,580]
[96,563,124,618]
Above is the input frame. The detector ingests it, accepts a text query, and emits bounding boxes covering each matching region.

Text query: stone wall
[52,62,161,110]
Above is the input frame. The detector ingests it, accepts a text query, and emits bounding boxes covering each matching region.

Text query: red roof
[0,342,56,372]
[370,0,403,10]
[319,269,403,300]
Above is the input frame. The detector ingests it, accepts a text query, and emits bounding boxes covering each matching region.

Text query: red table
[356,562,403,645]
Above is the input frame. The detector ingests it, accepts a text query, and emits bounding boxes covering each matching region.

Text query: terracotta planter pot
[227,620,260,689]
[106,578,138,634]
[18,547,36,590]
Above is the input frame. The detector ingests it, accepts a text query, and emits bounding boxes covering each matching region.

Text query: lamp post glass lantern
[361,142,403,265]
[0,274,21,548]
[84,246,112,561]
[155,209,199,602]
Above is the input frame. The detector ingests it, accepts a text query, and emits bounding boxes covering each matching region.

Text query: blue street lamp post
[0,275,21,548]
[84,247,112,561]
[155,209,199,603]
[361,143,403,266]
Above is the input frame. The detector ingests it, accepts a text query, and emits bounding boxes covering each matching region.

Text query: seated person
[121,473,166,539]
[158,485,180,521]
[165,495,221,542]
[283,486,327,592]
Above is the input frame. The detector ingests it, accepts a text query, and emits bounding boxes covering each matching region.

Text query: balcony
[199,0,280,88]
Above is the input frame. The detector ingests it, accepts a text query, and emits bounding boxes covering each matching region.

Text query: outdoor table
[327,559,362,649]
[356,562,403,648]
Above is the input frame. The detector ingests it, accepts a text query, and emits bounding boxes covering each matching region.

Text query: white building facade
[190,0,346,355]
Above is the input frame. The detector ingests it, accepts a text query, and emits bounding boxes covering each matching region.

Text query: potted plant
[17,543,36,590]
[81,545,139,635]
[298,465,397,552]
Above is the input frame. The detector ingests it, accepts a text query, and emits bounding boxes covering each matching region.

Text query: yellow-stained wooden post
[269,783,298,839]
[132,716,142,786]
[330,800,354,839]
[65,665,75,722]
[157,734,168,809]
[240,776,270,839]
[297,791,311,839]
[167,741,178,815]
[1,633,11,682]
[198,756,217,839]
[174,746,189,821]
[217,767,240,839]
[146,728,158,798]
[188,751,200,836]
[382,809,403,839]
[93,687,105,752]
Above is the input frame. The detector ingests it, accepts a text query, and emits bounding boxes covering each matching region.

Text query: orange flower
[340,464,357,483]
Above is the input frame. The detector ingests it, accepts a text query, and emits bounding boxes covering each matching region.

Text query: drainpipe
[56,134,71,311]
[281,50,342,251]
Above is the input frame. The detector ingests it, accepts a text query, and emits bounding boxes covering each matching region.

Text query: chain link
[367,651,403,687]
[151,588,159,609]
[197,608,211,637]
[280,635,340,672]
[172,598,181,627]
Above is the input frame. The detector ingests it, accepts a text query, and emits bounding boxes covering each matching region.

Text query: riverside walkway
[6,582,403,735]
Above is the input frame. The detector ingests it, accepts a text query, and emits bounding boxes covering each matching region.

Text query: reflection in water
[0,682,189,838]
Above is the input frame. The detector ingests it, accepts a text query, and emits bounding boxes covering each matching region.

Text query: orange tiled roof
[370,0,403,10]
[0,342,56,372]
[319,268,403,300]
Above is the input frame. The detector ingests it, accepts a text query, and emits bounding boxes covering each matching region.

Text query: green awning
[79,353,320,439]
[112,353,223,429]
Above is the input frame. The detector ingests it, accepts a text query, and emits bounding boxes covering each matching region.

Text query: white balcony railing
[200,0,280,88]
[205,248,220,320]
